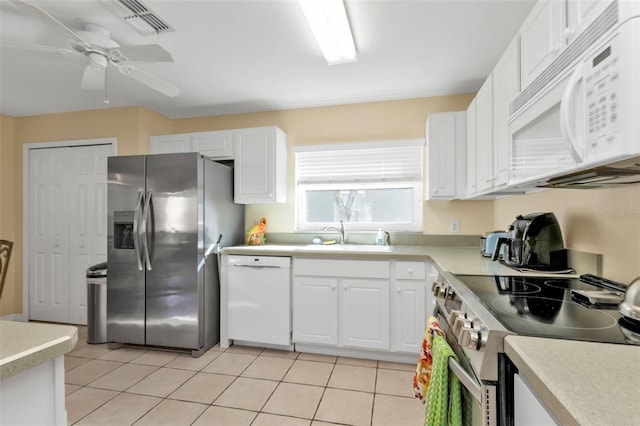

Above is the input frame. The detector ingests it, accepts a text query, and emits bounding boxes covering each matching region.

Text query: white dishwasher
[227,255,291,346]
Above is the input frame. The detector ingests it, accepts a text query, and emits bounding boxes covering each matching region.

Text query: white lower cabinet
[393,261,428,353]
[292,276,338,345]
[293,258,430,355]
[293,259,390,351]
[342,278,389,350]
[514,373,558,426]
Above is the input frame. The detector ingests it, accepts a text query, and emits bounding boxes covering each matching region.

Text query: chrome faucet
[323,220,345,244]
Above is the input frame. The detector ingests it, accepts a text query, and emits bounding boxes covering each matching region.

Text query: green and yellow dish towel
[424,335,463,426]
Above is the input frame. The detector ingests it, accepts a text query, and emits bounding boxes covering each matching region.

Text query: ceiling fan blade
[111,44,174,63]
[81,64,105,91]
[12,0,89,47]
[117,65,180,97]
[1,41,79,57]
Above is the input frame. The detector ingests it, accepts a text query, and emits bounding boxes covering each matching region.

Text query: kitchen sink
[302,244,393,253]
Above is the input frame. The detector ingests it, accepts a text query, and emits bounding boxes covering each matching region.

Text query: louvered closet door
[29,144,111,324]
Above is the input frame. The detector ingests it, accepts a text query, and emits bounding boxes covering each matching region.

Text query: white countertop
[505,336,640,426]
[0,320,78,380]
[221,244,579,277]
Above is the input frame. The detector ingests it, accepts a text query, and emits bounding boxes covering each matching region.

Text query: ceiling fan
[4,0,180,97]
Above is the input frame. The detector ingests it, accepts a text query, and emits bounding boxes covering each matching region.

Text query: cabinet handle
[396,287,401,293]
[331,283,336,290]
[343,284,348,290]
[407,268,413,274]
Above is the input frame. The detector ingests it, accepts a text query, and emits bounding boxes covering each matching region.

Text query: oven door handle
[449,358,482,403]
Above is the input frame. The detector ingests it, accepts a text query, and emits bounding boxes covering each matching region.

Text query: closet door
[29,147,71,323]
[67,145,111,324]
[28,143,111,324]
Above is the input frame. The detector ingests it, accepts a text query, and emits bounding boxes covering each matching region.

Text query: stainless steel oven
[430,268,636,426]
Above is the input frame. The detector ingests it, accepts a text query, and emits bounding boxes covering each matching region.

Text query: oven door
[434,307,498,426]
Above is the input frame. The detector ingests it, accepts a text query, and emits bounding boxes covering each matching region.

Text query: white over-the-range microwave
[508,0,640,189]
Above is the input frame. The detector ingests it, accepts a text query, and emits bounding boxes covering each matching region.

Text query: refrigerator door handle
[142,191,153,270]
[133,190,144,271]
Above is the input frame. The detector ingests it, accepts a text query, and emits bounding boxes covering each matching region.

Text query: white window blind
[295,143,423,184]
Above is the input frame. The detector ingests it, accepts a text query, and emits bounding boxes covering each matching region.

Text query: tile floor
[65,327,424,426]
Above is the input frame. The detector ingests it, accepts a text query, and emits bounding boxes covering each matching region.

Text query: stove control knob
[446,289,456,300]
[449,310,466,323]
[432,282,447,299]
[461,327,481,350]
[453,318,472,338]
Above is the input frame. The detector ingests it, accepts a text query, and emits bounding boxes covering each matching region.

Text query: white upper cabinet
[519,0,565,90]
[234,126,288,204]
[150,130,234,159]
[566,0,614,44]
[150,134,192,154]
[150,126,288,204]
[492,37,520,188]
[475,77,494,193]
[425,111,466,200]
[192,130,234,159]
[466,99,477,196]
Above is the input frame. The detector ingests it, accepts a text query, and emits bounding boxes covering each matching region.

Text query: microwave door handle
[133,190,144,271]
[141,191,153,271]
[560,62,585,163]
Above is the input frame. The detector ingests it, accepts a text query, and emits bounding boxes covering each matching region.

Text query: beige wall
[495,187,640,283]
[173,94,494,234]
[1,94,639,315]
[0,115,18,315]
[0,107,175,316]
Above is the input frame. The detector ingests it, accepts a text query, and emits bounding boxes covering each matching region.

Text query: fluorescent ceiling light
[298,0,356,65]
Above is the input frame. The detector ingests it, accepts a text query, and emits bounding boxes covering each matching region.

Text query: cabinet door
[342,279,389,350]
[475,77,494,192]
[520,0,564,89]
[293,277,338,345]
[466,100,477,197]
[566,0,613,44]
[514,374,558,425]
[192,130,234,159]
[149,134,192,154]
[426,113,456,199]
[492,37,520,188]
[234,126,287,204]
[394,280,425,353]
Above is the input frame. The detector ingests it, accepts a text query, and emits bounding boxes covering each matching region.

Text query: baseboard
[0,313,27,321]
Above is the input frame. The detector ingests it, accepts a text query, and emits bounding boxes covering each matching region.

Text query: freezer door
[107,155,146,345]
[144,153,201,349]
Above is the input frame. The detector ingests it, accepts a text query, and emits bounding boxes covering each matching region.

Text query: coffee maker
[492,212,567,270]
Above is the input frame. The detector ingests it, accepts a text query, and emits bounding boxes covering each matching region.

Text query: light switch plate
[450,220,460,233]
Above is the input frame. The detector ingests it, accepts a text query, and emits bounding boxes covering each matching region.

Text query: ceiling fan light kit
[298,0,357,66]
[8,0,180,98]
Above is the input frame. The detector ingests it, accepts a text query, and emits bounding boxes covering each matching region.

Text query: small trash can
[87,262,107,344]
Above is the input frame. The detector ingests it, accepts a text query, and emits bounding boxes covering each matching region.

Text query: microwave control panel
[584,36,620,158]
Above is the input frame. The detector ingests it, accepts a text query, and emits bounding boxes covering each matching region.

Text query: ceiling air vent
[101,0,175,35]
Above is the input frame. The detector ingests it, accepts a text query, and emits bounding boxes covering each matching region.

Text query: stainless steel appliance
[492,213,566,271]
[107,153,244,356]
[431,271,637,425]
[480,231,507,258]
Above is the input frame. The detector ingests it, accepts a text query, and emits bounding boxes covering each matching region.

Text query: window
[294,140,423,232]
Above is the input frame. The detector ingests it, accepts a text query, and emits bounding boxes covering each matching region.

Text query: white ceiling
[0,0,535,119]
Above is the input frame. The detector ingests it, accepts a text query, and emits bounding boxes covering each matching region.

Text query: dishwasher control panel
[228,255,291,268]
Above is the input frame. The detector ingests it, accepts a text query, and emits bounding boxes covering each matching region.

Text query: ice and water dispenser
[113,211,135,249]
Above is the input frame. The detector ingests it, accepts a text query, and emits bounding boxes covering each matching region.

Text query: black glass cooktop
[455,275,638,345]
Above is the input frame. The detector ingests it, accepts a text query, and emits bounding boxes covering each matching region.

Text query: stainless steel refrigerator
[107,152,244,356]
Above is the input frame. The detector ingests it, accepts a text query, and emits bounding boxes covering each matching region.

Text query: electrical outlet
[450,220,460,233]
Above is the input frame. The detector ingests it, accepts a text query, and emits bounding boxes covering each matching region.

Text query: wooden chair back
[0,240,13,299]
